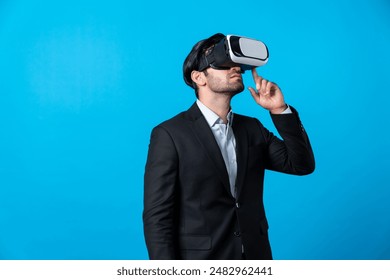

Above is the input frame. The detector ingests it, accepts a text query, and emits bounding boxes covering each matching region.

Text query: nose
[231,66,244,74]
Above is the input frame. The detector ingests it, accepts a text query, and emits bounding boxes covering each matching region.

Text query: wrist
[270,104,288,114]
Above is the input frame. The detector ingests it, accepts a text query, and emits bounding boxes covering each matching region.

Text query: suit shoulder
[150,109,195,138]
[152,103,199,130]
[156,111,187,128]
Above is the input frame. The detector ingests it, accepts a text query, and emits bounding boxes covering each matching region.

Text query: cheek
[211,74,228,84]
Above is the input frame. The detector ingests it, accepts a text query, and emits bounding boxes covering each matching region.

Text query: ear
[191,70,206,87]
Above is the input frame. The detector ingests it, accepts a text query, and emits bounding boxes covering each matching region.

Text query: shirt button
[234,231,241,237]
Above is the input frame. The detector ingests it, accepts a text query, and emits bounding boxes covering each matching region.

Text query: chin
[233,84,245,94]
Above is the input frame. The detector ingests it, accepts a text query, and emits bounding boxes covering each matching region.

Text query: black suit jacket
[143,102,315,260]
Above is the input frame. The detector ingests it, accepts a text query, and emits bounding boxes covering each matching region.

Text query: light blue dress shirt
[196,100,238,197]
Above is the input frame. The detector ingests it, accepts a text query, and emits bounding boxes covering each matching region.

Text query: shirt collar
[196,99,234,127]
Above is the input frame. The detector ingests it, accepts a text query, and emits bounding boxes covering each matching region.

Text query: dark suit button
[234,231,241,237]
[235,202,240,208]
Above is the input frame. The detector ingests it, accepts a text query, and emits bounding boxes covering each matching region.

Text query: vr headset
[198,35,269,72]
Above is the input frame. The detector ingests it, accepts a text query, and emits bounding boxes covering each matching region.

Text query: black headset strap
[198,52,215,72]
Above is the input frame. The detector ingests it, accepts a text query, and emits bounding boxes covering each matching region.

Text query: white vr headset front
[198,35,269,72]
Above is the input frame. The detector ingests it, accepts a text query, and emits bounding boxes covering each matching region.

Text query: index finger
[251,68,259,80]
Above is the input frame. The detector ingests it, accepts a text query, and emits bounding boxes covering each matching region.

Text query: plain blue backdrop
[0,0,389,259]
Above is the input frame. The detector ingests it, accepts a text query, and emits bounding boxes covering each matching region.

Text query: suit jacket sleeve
[143,125,178,259]
[259,106,315,175]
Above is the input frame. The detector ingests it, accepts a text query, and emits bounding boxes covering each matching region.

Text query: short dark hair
[183,33,225,95]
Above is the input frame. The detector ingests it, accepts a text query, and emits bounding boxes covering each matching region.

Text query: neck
[198,92,231,124]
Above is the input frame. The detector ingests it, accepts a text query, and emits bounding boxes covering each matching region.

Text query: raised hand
[248,68,287,114]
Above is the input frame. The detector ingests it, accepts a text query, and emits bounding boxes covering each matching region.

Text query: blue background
[0,0,389,260]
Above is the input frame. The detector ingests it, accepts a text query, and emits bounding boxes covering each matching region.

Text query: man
[143,33,315,260]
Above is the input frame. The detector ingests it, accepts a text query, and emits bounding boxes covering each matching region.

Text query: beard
[205,70,245,96]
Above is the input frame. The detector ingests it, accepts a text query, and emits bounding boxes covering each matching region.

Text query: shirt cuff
[281,105,292,114]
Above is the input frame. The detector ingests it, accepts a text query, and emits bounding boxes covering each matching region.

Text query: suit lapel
[187,103,231,196]
[232,115,248,199]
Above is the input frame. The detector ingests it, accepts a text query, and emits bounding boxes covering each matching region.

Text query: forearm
[267,106,315,175]
[143,175,177,259]
[143,201,177,259]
